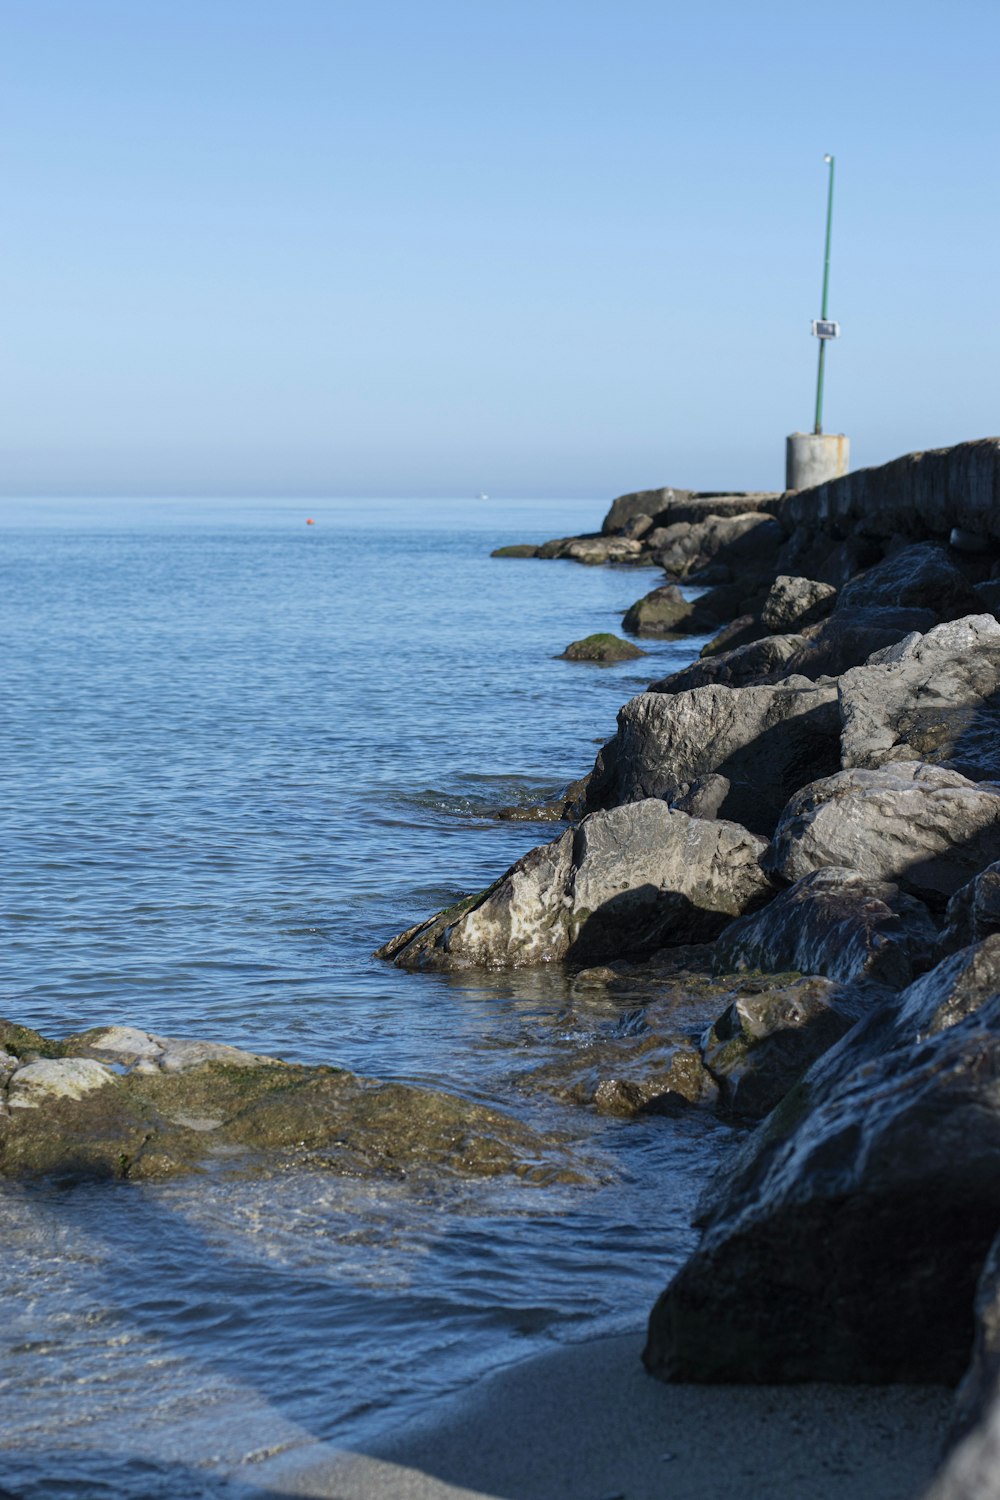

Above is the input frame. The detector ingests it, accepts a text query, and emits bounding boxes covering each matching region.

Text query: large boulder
[596,682,841,836]
[0,1021,583,1184]
[621,584,707,637]
[943,862,1000,951]
[760,575,838,633]
[713,867,938,988]
[780,606,938,679]
[766,763,1000,910]
[643,988,1000,1384]
[377,800,773,970]
[647,634,807,693]
[839,615,1000,781]
[836,542,981,620]
[602,486,691,535]
[652,513,784,581]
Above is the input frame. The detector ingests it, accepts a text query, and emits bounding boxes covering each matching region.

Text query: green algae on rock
[558,633,646,663]
[0,1020,590,1186]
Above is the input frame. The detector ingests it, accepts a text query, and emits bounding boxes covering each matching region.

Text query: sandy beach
[257,1332,952,1500]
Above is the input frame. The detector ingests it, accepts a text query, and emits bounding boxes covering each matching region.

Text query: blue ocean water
[0,498,732,1498]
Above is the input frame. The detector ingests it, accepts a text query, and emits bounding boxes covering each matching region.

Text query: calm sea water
[0,498,732,1499]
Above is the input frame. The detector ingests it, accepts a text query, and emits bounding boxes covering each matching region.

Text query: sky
[1,0,998,500]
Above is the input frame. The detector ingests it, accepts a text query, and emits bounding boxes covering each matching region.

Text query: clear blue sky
[2,0,997,500]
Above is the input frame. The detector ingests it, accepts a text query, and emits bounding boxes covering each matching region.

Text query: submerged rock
[559,633,645,662]
[0,1020,586,1185]
[377,800,773,969]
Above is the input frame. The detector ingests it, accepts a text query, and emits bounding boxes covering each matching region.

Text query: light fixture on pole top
[784,153,851,492]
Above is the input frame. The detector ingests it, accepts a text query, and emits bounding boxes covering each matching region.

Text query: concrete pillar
[786,432,850,491]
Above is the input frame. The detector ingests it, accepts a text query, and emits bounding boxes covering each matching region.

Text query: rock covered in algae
[0,1019,588,1185]
[558,633,646,663]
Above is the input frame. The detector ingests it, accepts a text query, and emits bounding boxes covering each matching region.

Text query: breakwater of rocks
[384,436,1000,1500]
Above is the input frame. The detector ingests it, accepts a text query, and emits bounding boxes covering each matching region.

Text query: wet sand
[257,1332,952,1500]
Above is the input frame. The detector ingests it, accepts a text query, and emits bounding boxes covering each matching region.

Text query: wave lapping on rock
[392,437,1000,1499]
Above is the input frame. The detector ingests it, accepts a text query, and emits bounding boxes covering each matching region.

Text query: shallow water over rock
[0,498,730,1498]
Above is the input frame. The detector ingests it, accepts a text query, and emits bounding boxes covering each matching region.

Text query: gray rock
[377,800,773,969]
[602,487,690,535]
[943,862,1000,951]
[700,975,874,1121]
[766,762,1000,910]
[643,999,1000,1384]
[839,615,1000,781]
[563,536,645,566]
[602,682,841,836]
[713,867,938,988]
[760,575,837,633]
[668,773,731,820]
[836,542,981,620]
[780,606,938,679]
[648,633,808,693]
[652,513,784,581]
[623,581,761,640]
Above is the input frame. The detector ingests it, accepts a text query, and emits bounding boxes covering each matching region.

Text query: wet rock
[652,513,784,582]
[490,543,539,558]
[713,868,938,988]
[836,542,981,620]
[648,634,807,693]
[760,575,837,633]
[0,1021,585,1185]
[948,1233,1000,1452]
[601,682,841,836]
[559,633,646,663]
[377,800,773,969]
[780,606,938,679]
[701,976,874,1121]
[644,997,1000,1384]
[943,862,1000,951]
[766,762,1000,910]
[839,615,1000,781]
[622,582,754,639]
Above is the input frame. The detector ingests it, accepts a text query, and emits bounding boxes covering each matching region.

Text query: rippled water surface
[0,497,732,1498]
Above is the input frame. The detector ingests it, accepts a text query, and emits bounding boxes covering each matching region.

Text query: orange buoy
[306,518,315,525]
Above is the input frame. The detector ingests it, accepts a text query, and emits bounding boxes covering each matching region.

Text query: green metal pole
[813,153,835,435]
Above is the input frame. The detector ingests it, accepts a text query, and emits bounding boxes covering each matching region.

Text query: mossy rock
[491,543,539,558]
[0,1019,591,1186]
[559,633,646,663]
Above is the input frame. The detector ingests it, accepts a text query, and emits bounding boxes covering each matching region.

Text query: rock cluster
[401,438,1000,1495]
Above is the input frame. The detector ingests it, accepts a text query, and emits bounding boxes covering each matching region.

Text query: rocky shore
[380,436,1000,1500]
[13,439,1000,1497]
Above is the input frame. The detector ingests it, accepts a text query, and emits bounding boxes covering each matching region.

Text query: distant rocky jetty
[388,436,1000,1499]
